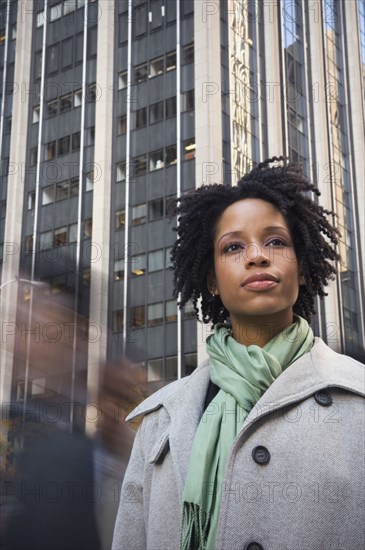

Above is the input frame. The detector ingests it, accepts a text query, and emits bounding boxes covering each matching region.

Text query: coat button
[245,543,264,550]
[314,390,332,407]
[252,445,270,465]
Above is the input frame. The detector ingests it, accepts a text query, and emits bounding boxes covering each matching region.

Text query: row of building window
[113,300,195,331]
[115,195,176,229]
[146,352,197,383]
[36,0,90,26]
[116,139,195,180]
[33,85,97,123]
[40,129,94,162]
[25,220,92,253]
[114,247,172,280]
[118,44,193,89]
[118,90,194,134]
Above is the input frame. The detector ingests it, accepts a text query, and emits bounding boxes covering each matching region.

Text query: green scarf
[180,316,314,550]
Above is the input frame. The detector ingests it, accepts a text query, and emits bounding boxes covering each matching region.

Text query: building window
[113,309,124,331]
[64,1,77,15]
[182,89,194,112]
[114,259,125,281]
[131,306,145,328]
[149,100,164,123]
[74,89,82,107]
[58,136,70,156]
[116,210,125,228]
[165,246,173,268]
[47,43,60,74]
[118,71,128,90]
[50,3,62,21]
[147,358,163,382]
[166,356,177,380]
[135,62,148,82]
[69,223,78,242]
[150,149,164,171]
[166,51,176,71]
[70,177,79,196]
[84,219,93,238]
[47,99,58,117]
[149,198,164,220]
[27,192,35,210]
[56,181,69,201]
[25,235,34,254]
[136,107,147,129]
[75,32,84,64]
[60,93,72,112]
[54,227,68,247]
[85,171,95,191]
[30,148,38,166]
[183,138,196,160]
[32,106,40,123]
[182,43,194,65]
[45,141,57,160]
[36,11,45,27]
[148,249,164,272]
[165,96,176,118]
[135,4,147,36]
[134,155,147,177]
[165,145,177,166]
[118,115,127,135]
[149,56,164,78]
[132,203,147,225]
[40,231,52,250]
[117,161,126,182]
[131,254,146,276]
[72,132,81,151]
[166,300,177,322]
[148,302,164,326]
[184,300,196,319]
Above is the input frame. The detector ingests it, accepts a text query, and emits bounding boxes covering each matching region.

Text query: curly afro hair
[171,156,341,325]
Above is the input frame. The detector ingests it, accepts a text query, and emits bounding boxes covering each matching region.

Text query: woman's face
[210,198,303,332]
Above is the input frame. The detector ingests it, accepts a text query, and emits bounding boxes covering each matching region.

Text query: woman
[112,157,364,550]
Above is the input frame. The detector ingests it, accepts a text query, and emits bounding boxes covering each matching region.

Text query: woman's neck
[230,313,295,347]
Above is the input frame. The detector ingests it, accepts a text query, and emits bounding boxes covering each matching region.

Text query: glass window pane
[116,210,125,228]
[114,259,125,281]
[166,96,176,118]
[135,62,148,82]
[149,198,164,220]
[149,56,164,78]
[131,306,145,328]
[136,107,147,129]
[165,145,177,166]
[150,149,164,171]
[60,93,72,112]
[182,43,194,65]
[131,254,146,276]
[147,358,163,382]
[148,302,164,326]
[117,162,126,181]
[134,155,147,176]
[166,51,176,71]
[165,300,177,322]
[42,186,55,205]
[148,249,164,272]
[56,181,69,200]
[40,231,53,249]
[132,203,147,225]
[54,227,68,246]
[149,100,164,123]
[166,356,177,380]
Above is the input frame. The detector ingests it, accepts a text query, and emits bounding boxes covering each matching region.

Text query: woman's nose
[245,243,271,266]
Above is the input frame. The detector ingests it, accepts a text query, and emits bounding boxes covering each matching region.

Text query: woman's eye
[266,238,287,247]
[224,243,243,253]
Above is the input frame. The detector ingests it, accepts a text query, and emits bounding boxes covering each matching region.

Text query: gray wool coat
[112,339,365,550]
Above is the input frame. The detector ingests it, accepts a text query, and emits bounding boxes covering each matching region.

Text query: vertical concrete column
[194,1,222,364]
[87,5,115,425]
[0,2,33,408]
[194,0,223,187]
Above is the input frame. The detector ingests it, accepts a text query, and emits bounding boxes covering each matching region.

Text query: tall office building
[1,0,364,430]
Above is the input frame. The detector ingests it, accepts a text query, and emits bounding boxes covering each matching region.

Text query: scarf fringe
[180,503,210,550]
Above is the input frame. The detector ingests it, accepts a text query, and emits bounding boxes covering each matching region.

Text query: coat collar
[126,338,365,494]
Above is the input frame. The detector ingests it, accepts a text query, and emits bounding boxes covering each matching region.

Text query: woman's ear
[207,271,219,295]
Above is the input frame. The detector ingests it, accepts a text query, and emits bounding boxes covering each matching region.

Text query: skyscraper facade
[1,0,364,430]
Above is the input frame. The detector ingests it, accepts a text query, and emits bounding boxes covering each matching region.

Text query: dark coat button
[245,543,264,550]
[252,445,270,465]
[314,390,333,407]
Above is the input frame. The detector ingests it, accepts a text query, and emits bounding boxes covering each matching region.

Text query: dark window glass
[149,56,164,77]
[60,93,72,112]
[182,89,194,112]
[58,136,70,156]
[150,0,163,29]
[182,43,194,65]
[165,195,177,216]
[165,145,177,166]
[119,11,128,43]
[47,43,60,74]
[46,141,57,160]
[136,107,147,129]
[118,115,127,135]
[149,198,164,220]
[135,4,147,36]
[150,149,164,171]
[135,62,148,82]
[72,132,81,151]
[131,306,145,328]
[47,99,58,117]
[56,181,69,201]
[183,138,196,160]
[149,100,164,123]
[166,96,176,118]
[166,51,176,71]
[134,155,147,176]
[87,26,97,58]
[34,50,42,80]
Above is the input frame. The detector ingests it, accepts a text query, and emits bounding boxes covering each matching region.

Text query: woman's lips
[243,280,278,290]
